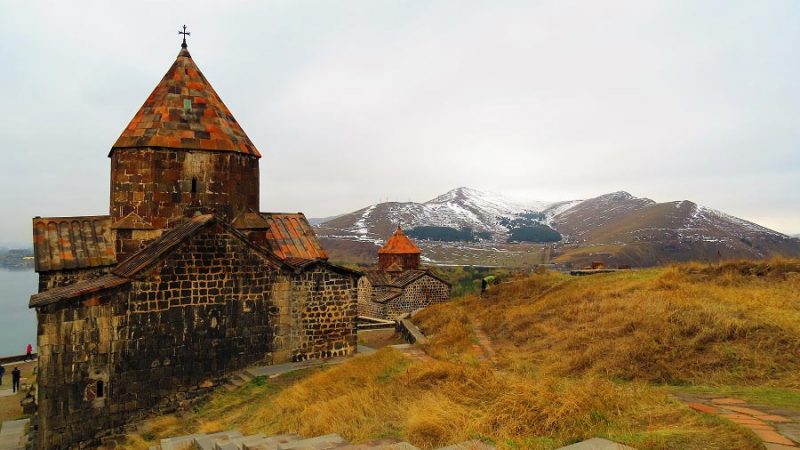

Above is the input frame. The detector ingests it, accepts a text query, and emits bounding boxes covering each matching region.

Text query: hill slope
[417,259,800,386]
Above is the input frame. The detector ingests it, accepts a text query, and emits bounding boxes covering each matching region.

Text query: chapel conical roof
[378,226,421,255]
[111,46,260,157]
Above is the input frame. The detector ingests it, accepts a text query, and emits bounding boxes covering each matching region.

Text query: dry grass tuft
[678,258,800,280]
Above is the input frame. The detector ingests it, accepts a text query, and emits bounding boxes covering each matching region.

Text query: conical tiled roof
[111,46,260,157]
[378,226,421,255]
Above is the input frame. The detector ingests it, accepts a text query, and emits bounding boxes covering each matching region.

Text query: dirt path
[468,318,498,366]
[394,344,434,363]
[675,393,800,449]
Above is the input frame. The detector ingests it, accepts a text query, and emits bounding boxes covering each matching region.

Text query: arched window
[96,380,104,398]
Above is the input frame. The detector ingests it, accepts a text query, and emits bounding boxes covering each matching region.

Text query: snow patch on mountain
[385,187,556,234]
[351,205,376,236]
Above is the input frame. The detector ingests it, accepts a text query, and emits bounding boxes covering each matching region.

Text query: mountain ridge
[315,187,800,267]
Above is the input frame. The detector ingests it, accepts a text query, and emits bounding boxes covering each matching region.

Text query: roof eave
[108,146,262,158]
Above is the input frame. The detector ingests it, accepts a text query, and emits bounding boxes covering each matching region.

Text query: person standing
[25,344,33,361]
[11,367,21,393]
[0,365,4,385]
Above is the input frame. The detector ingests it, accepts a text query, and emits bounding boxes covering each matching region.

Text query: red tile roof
[32,216,116,273]
[262,213,329,260]
[378,226,420,255]
[111,47,260,157]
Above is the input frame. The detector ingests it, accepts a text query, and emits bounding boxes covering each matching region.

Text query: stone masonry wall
[357,278,399,319]
[287,269,357,361]
[112,228,163,264]
[110,148,259,228]
[358,274,450,320]
[356,277,375,317]
[383,275,450,319]
[34,224,357,449]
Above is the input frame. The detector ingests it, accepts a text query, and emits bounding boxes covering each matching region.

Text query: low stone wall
[396,318,428,345]
[0,354,38,365]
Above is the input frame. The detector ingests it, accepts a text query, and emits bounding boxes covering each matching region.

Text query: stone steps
[153,430,636,450]
[152,430,500,450]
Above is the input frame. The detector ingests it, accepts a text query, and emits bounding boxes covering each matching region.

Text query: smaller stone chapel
[358,226,451,319]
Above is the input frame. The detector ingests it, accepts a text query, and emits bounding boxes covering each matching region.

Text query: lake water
[0,268,38,356]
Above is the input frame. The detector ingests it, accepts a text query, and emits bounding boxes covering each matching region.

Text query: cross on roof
[179,25,190,48]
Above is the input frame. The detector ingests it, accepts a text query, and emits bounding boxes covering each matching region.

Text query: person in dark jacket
[0,365,4,385]
[11,367,21,393]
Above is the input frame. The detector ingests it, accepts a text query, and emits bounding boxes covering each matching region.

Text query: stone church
[29,41,359,449]
[358,226,451,319]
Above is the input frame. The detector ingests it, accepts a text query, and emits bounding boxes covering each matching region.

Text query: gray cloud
[1,0,798,246]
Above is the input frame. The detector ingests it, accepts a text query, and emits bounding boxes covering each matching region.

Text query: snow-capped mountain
[315,187,800,266]
[317,187,549,243]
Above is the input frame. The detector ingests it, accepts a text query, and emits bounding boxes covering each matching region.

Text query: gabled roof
[111,46,260,157]
[363,271,392,286]
[262,213,328,260]
[378,226,420,255]
[372,289,403,304]
[112,214,218,278]
[32,215,116,273]
[29,274,128,308]
[282,257,362,277]
[390,270,430,287]
[363,269,451,288]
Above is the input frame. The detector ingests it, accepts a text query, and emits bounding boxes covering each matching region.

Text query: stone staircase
[152,431,494,450]
[222,348,377,392]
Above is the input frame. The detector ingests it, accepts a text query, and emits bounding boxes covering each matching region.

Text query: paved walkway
[0,419,29,450]
[675,393,800,449]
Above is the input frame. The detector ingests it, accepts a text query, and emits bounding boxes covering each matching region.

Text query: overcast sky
[1,0,798,246]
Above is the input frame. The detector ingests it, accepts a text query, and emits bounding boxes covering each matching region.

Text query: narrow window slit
[191,178,197,194]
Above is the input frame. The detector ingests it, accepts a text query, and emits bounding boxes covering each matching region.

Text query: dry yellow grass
[121,259,800,450]
[435,259,800,386]
[122,349,760,450]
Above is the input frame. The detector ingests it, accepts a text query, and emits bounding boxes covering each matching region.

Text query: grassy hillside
[121,259,800,450]
[437,259,800,386]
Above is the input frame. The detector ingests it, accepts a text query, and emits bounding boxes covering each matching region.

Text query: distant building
[358,226,450,319]
[28,40,359,449]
